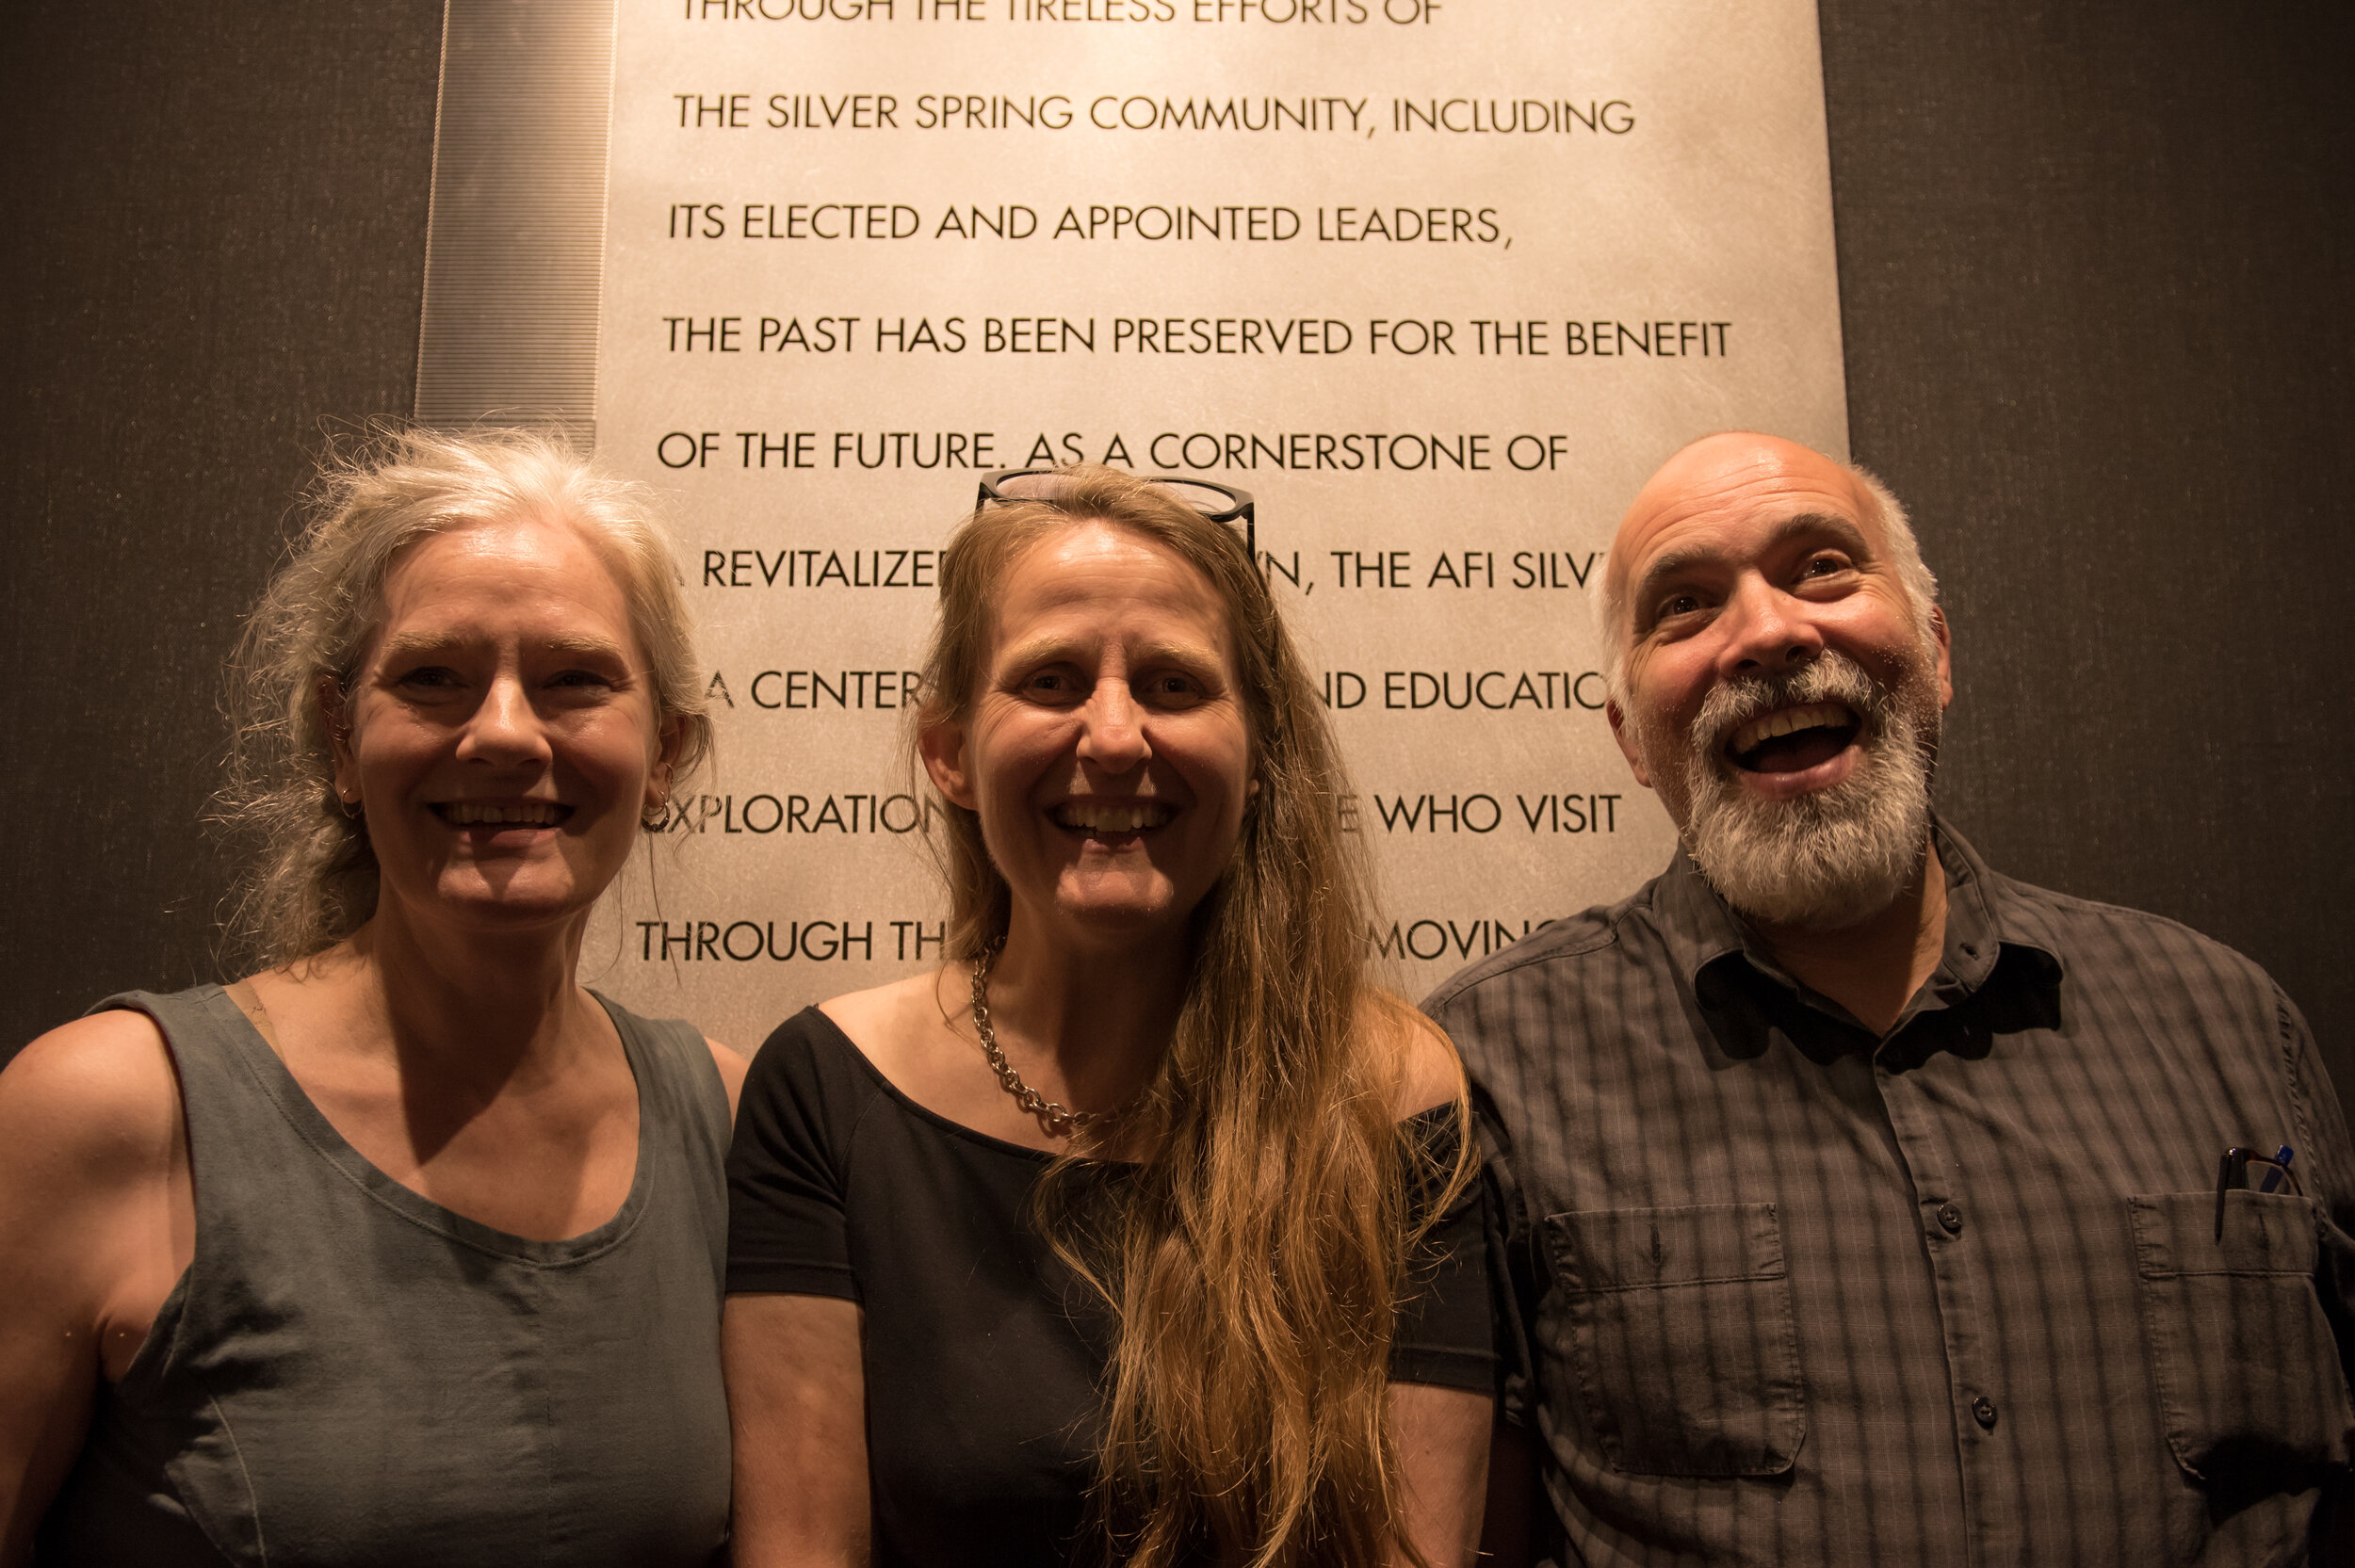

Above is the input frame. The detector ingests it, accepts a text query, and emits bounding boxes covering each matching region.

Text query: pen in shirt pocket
[2215,1144,2301,1241]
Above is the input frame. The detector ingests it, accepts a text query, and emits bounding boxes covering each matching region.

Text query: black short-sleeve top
[726,1007,1495,1568]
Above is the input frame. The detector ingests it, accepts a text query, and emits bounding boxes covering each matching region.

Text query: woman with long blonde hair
[724,466,1493,1567]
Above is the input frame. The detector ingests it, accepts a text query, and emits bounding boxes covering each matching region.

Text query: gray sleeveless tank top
[37,985,734,1567]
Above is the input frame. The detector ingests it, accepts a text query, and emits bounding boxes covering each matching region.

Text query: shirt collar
[1658,815,2066,1022]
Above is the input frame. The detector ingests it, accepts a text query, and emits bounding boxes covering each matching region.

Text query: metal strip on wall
[414,0,615,445]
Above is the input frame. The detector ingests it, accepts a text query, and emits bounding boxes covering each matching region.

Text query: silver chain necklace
[967,946,1134,1138]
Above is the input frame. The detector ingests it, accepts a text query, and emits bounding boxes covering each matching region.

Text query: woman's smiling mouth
[1049,800,1177,836]
[431,800,574,828]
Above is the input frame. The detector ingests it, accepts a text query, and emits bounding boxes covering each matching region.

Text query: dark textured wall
[1818,3,2355,1112]
[0,2,446,1030]
[2,4,2347,1115]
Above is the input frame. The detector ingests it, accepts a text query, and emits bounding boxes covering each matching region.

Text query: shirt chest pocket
[1543,1202,1806,1478]
[2131,1190,2355,1481]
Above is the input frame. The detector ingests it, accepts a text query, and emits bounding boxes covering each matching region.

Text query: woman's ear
[645,715,687,821]
[318,675,361,804]
[918,719,977,810]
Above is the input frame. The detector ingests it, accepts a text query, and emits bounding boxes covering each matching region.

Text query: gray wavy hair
[215,427,712,966]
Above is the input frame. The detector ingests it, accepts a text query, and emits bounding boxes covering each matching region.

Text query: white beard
[1641,648,1941,931]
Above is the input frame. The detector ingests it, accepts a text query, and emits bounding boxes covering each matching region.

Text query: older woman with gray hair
[0,428,743,1566]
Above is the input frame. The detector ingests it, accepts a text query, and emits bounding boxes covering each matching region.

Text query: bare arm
[0,1014,190,1568]
[1389,1382,1491,1568]
[1476,1415,1544,1568]
[724,1293,870,1568]
[705,1037,749,1122]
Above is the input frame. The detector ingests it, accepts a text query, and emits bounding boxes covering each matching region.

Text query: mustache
[1687,652,1891,764]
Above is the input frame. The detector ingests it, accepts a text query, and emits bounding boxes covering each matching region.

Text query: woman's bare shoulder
[0,1010,183,1187]
[818,972,952,1054]
[704,1037,749,1117]
[816,970,991,1117]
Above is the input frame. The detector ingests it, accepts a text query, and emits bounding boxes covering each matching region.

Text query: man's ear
[1928,605,1954,711]
[1605,699,1653,790]
[919,719,977,810]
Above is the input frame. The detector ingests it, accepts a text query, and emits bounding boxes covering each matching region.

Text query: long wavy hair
[214,426,713,967]
[915,466,1471,1568]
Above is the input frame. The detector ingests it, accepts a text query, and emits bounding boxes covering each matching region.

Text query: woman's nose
[1075,680,1150,771]
[455,674,552,765]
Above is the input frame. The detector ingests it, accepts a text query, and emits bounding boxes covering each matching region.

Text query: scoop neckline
[199,982,658,1266]
[796,1004,1129,1167]
[797,1004,1457,1159]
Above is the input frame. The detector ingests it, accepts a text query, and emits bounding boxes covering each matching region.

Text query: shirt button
[1938,1203,1964,1235]
[1972,1396,1998,1430]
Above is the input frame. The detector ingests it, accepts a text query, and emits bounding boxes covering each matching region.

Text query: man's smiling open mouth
[1724,702,1861,775]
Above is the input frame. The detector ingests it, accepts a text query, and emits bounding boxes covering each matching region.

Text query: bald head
[1596,432,1952,929]
[1600,432,1937,685]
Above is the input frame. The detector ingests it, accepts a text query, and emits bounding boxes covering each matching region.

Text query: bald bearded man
[1425,433,2355,1567]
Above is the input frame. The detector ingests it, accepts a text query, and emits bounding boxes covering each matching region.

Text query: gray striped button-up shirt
[1425,821,2355,1566]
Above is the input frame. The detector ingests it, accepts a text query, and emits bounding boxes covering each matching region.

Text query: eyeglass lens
[986,472,1070,503]
[1139,479,1242,516]
[988,471,1242,519]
